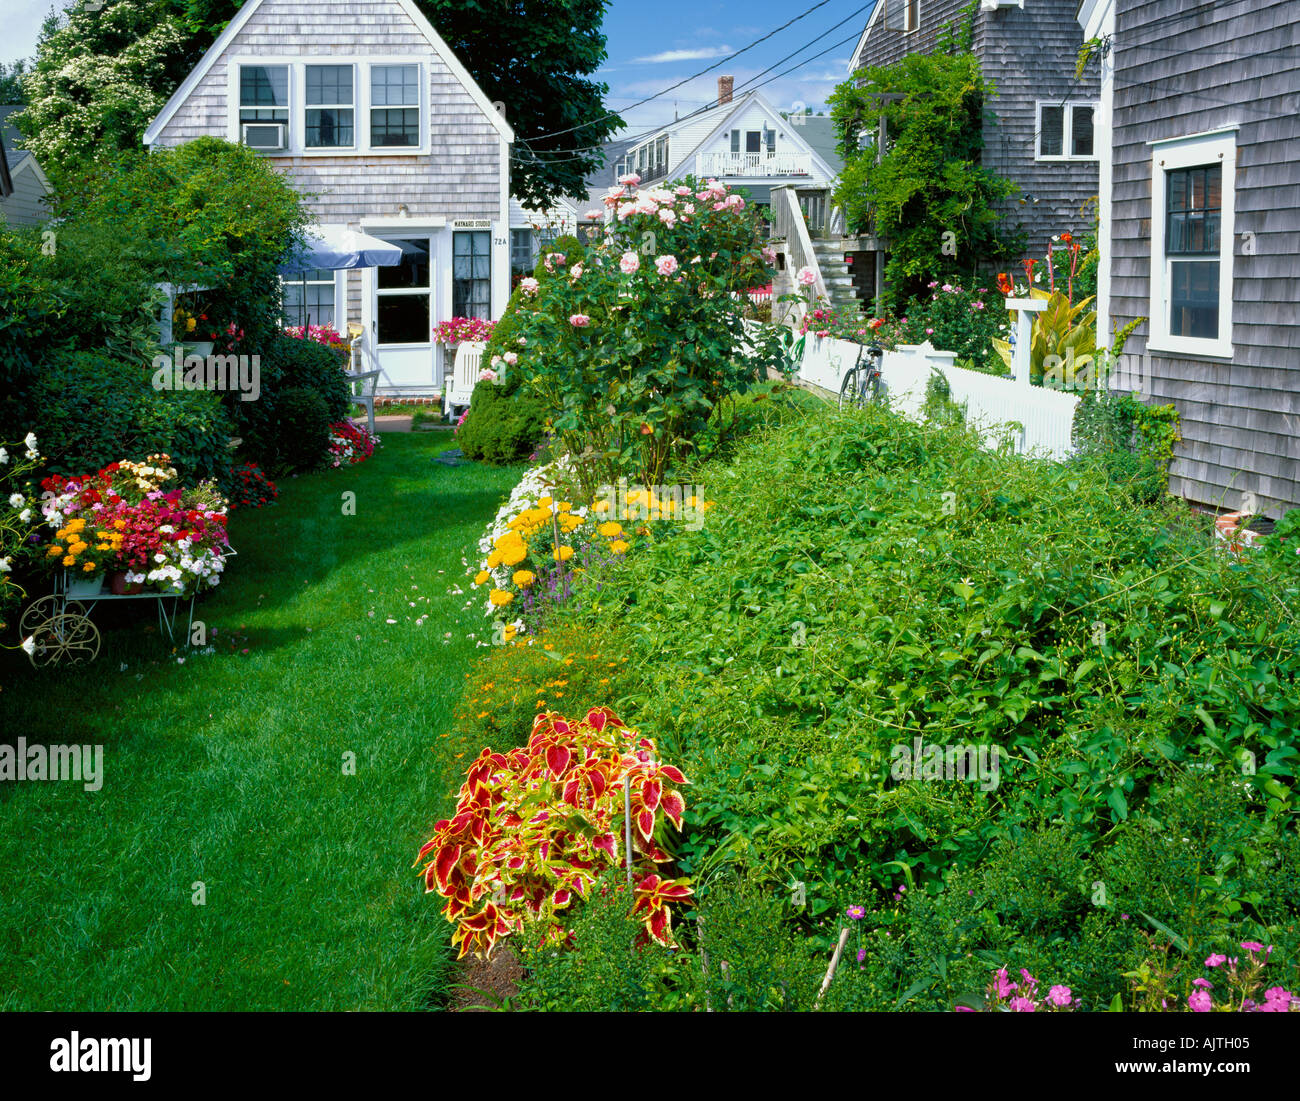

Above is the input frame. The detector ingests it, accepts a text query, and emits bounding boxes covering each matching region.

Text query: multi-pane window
[305,65,354,148]
[1038,102,1099,160]
[239,65,289,126]
[453,231,492,320]
[281,269,336,328]
[1165,164,1222,339]
[511,229,534,276]
[370,64,419,147]
[745,130,762,154]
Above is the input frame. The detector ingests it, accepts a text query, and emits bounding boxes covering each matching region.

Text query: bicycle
[837,344,884,409]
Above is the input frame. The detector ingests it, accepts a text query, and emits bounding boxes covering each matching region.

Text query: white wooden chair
[345,323,381,433]
[442,340,487,421]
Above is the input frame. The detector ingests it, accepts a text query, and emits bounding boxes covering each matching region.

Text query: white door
[366,234,437,394]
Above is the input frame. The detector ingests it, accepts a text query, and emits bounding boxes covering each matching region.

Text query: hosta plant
[416,706,692,958]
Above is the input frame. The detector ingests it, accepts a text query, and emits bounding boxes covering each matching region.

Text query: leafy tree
[13,2,192,185]
[828,14,1020,305]
[0,60,31,105]
[19,0,620,204]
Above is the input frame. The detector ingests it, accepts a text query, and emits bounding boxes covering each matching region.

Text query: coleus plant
[416,706,692,958]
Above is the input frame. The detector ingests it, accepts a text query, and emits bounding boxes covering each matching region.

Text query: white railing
[770,186,825,323]
[696,151,814,178]
[793,335,1081,460]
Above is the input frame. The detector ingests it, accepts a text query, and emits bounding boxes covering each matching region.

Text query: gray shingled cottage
[143,0,514,398]
[849,0,1102,259]
[1085,0,1299,517]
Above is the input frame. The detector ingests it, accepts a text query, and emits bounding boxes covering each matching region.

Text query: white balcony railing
[695,151,814,178]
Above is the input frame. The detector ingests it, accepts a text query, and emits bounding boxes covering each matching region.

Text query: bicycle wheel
[838,368,866,410]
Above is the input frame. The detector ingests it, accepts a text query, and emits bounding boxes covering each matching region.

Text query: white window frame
[1035,101,1099,161]
[303,63,357,151]
[280,269,345,330]
[905,0,920,33]
[1148,127,1237,360]
[228,57,428,156]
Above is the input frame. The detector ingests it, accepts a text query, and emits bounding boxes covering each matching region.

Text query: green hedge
[29,349,232,483]
[456,379,549,465]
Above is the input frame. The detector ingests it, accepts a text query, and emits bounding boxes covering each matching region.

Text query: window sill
[1146,338,1234,360]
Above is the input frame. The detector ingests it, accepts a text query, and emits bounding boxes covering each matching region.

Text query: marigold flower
[597,522,623,538]
[513,570,536,587]
[553,546,575,562]
[610,540,630,555]
[474,570,491,586]
[488,589,514,606]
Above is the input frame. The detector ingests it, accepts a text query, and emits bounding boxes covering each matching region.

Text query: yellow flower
[474,570,491,586]
[69,541,88,555]
[513,570,536,587]
[626,490,644,505]
[502,546,528,567]
[593,500,610,513]
[488,589,514,606]
[553,546,575,562]
[62,554,76,567]
[598,521,622,538]
[82,561,97,573]
[557,502,571,512]
[503,624,518,641]
[486,549,503,568]
[538,495,553,508]
[610,540,630,555]
[47,545,64,557]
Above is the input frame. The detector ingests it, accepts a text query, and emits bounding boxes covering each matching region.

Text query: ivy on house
[828,4,1022,306]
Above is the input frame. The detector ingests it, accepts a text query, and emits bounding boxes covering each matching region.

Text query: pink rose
[569,314,591,327]
[619,251,640,274]
[796,266,817,286]
[655,255,679,276]
[519,278,539,295]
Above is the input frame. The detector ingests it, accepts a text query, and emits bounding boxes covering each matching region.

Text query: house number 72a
[493,237,506,246]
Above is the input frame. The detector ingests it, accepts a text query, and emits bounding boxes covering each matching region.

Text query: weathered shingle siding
[852,1,1098,257]
[0,163,51,226]
[1110,0,1300,516]
[975,3,1101,256]
[151,0,502,224]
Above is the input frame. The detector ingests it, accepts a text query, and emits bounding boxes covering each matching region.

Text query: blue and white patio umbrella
[279,224,405,329]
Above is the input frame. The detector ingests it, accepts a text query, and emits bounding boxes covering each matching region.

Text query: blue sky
[2,1,873,135]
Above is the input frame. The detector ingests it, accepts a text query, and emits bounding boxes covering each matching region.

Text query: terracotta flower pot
[109,571,145,595]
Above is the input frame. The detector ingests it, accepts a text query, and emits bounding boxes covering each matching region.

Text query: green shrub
[28,349,232,483]
[226,334,348,473]
[269,387,331,473]
[516,872,677,1012]
[456,379,549,465]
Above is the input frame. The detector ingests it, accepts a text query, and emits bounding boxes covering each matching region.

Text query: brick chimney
[718,75,734,105]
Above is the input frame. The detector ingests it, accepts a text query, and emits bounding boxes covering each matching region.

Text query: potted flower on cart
[40,456,232,598]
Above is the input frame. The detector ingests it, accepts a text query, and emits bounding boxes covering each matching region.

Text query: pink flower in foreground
[1205,954,1227,968]
[502,352,518,365]
[1241,941,1266,953]
[618,172,641,187]
[796,266,817,287]
[655,254,679,277]
[519,277,539,295]
[1188,990,1213,1013]
[569,314,591,327]
[1008,997,1037,1012]
[1047,985,1072,1007]
[620,251,640,274]
[994,967,1017,999]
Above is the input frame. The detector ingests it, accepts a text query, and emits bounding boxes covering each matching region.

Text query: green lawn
[0,434,519,1010]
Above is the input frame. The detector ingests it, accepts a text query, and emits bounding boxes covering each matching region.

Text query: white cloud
[631,46,734,64]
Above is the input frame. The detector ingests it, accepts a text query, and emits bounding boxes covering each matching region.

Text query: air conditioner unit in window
[241,122,287,151]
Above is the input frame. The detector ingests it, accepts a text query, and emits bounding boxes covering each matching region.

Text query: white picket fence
[794,335,1081,461]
